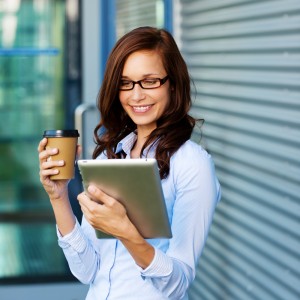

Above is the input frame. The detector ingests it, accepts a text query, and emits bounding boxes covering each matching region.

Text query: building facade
[0,0,299,299]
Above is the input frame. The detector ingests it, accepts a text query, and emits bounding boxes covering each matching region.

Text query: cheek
[160,91,171,111]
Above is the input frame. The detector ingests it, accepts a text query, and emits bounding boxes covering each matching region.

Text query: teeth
[133,105,151,112]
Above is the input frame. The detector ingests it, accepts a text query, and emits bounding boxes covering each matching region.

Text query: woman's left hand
[77,184,138,239]
[78,184,155,268]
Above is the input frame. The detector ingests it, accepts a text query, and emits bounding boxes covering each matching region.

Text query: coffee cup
[43,129,80,180]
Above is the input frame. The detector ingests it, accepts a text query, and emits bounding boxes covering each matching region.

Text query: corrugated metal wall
[178,1,300,300]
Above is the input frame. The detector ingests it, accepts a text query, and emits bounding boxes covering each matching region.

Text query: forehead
[122,50,166,76]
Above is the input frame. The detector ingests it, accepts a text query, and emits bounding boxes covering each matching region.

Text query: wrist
[119,219,142,242]
[49,188,69,203]
[119,224,155,269]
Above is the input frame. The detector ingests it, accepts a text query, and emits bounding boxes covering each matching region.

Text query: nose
[131,84,145,101]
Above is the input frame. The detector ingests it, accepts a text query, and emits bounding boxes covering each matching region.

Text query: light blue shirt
[57,132,221,299]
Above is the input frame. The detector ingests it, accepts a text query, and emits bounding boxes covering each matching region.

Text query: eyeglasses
[119,75,169,91]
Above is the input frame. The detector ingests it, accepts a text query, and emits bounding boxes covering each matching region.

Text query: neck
[131,128,151,158]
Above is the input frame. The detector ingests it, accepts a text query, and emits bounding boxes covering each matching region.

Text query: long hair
[93,26,200,179]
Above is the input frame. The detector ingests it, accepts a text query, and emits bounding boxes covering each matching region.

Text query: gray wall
[178,1,300,299]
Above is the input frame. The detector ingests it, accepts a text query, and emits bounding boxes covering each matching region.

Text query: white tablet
[77,158,172,239]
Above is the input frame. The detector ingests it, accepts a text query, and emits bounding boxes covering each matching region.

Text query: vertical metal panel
[178,1,300,299]
[115,0,165,38]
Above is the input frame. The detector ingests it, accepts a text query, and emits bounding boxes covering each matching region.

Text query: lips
[131,105,152,113]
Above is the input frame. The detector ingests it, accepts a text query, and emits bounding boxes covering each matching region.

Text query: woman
[38,27,221,299]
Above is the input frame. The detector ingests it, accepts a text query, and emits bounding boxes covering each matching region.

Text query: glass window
[0,0,78,282]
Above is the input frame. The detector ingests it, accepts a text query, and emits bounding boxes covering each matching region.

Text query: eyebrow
[121,73,161,79]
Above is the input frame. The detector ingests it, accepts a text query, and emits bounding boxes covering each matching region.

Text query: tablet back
[78,158,172,239]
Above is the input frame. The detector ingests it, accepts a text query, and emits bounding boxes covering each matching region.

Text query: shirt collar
[115,132,156,158]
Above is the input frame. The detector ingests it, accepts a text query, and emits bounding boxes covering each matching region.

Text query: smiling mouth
[131,105,153,113]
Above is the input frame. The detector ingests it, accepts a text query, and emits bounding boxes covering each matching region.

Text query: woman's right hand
[38,138,69,201]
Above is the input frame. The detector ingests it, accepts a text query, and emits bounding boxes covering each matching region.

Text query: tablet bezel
[77,158,172,239]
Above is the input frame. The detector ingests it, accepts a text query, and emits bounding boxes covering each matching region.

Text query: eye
[142,78,159,87]
[120,80,132,88]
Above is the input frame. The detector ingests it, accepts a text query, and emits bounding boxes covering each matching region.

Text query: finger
[39,167,59,179]
[37,138,48,153]
[87,185,114,206]
[39,147,58,164]
[41,159,64,171]
[77,192,100,212]
[76,145,82,159]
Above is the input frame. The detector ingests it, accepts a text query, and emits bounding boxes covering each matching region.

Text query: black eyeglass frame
[119,75,169,91]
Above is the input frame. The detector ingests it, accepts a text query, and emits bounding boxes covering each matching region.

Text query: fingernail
[88,185,96,193]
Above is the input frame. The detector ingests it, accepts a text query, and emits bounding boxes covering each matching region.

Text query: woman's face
[119,50,170,135]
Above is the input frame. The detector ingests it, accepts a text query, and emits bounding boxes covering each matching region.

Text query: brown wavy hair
[93,26,200,179]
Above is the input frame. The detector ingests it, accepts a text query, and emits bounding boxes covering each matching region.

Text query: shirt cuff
[140,248,173,278]
[57,218,87,253]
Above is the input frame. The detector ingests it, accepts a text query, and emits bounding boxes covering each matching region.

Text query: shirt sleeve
[139,143,221,299]
[57,218,101,284]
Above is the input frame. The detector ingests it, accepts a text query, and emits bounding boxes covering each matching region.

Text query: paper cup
[43,129,79,180]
